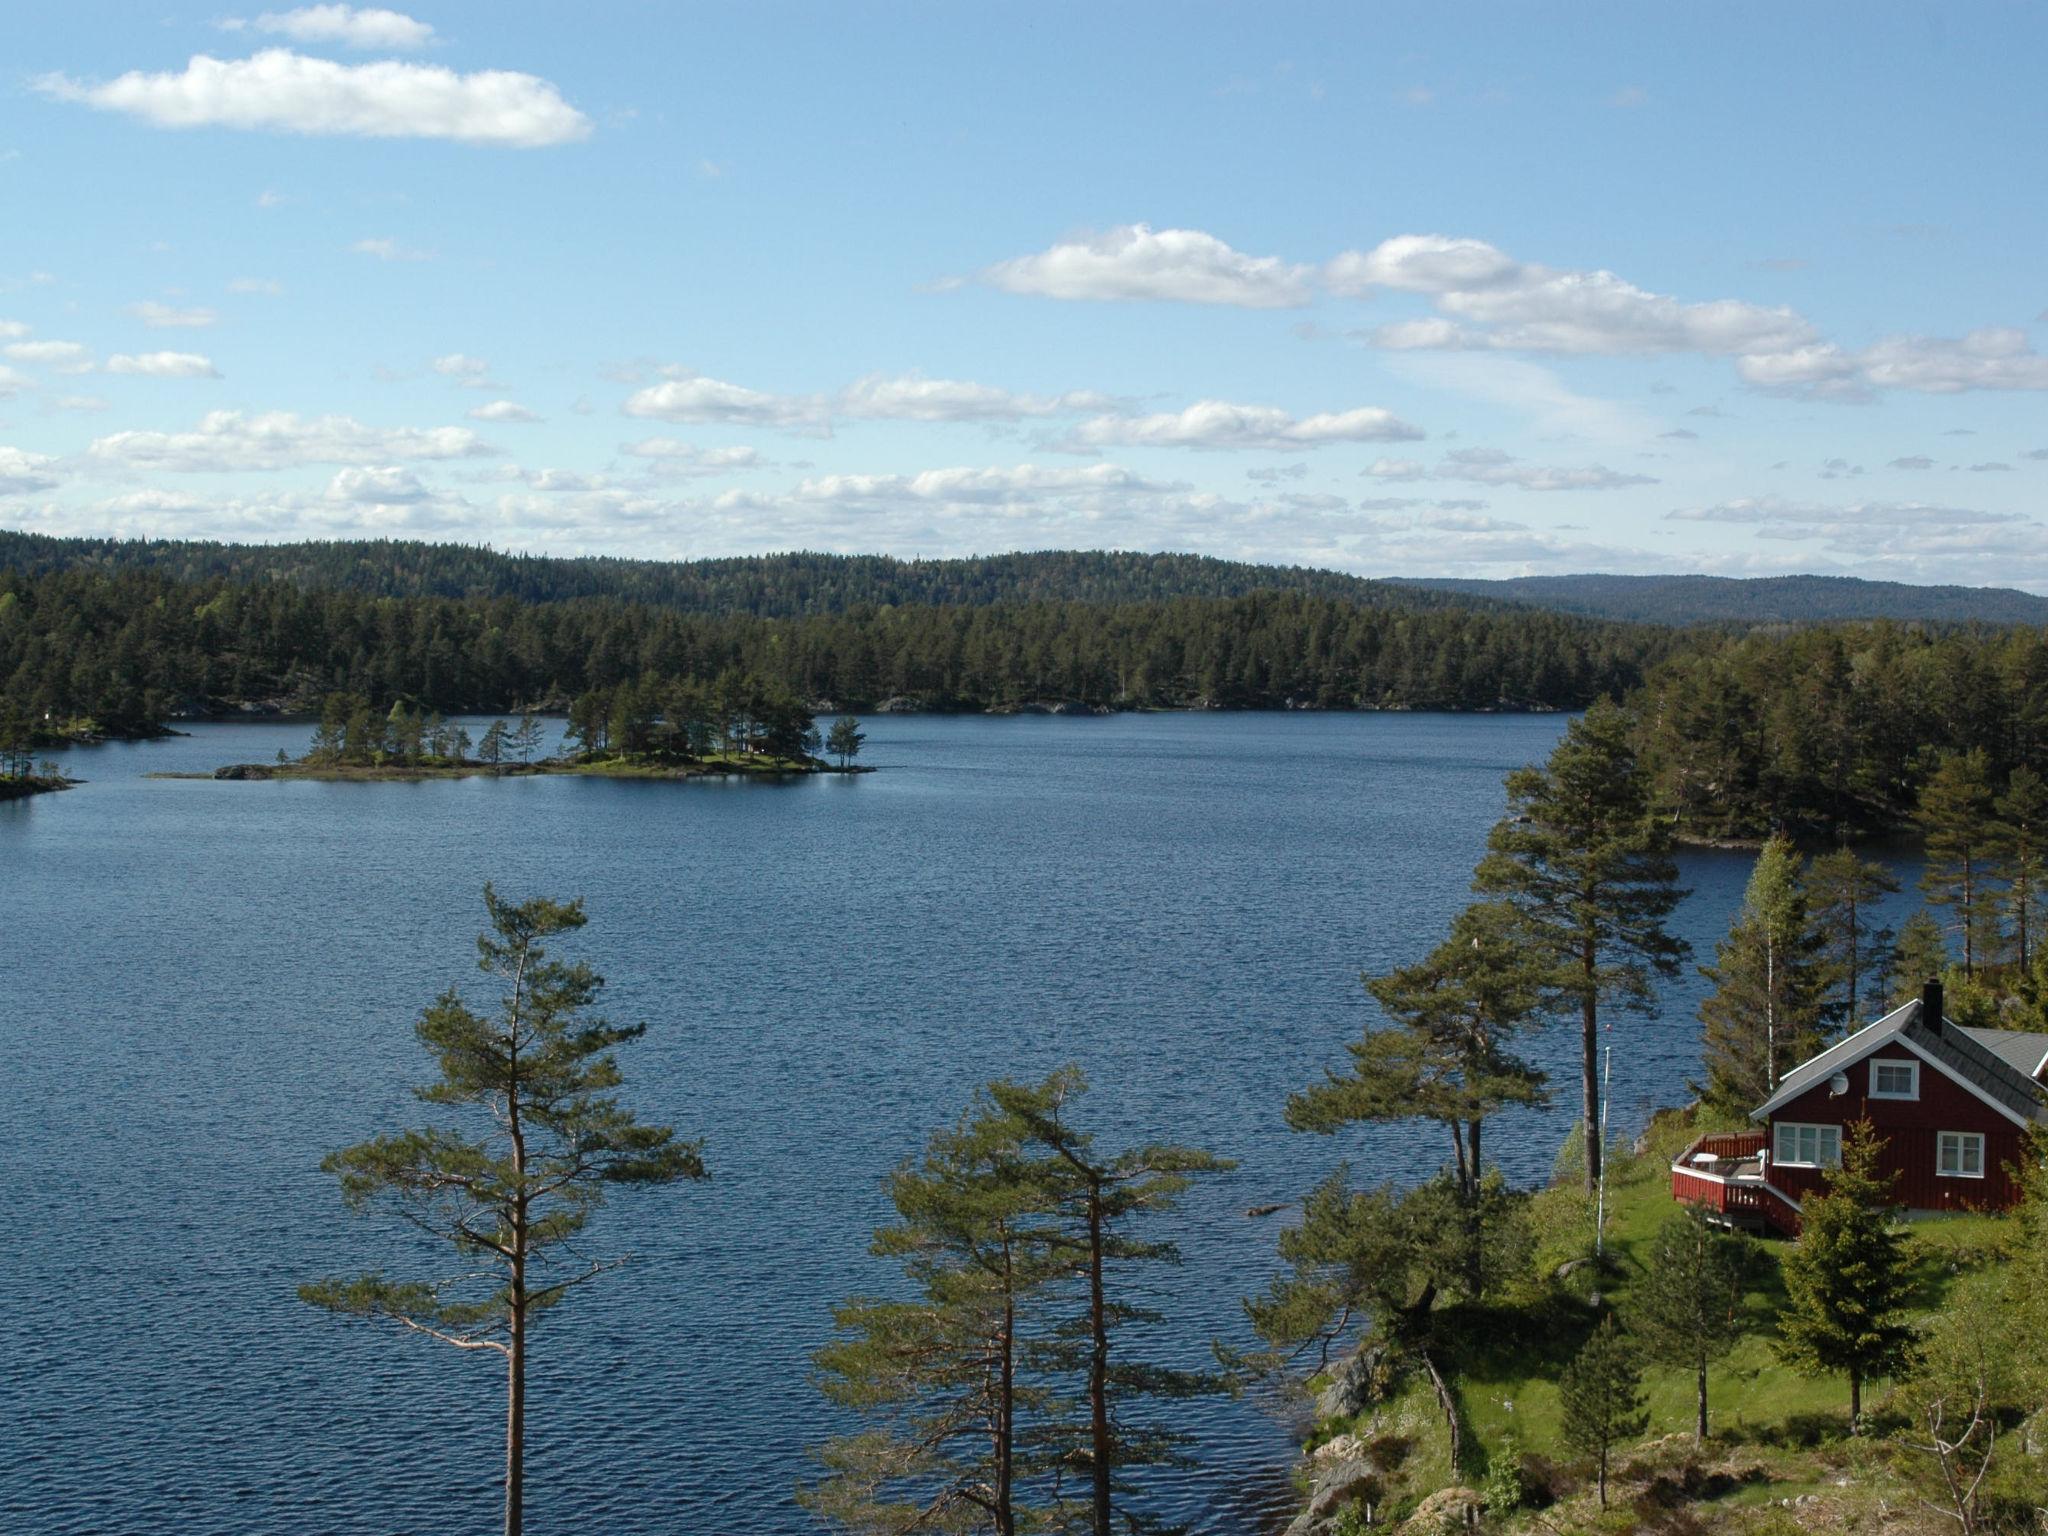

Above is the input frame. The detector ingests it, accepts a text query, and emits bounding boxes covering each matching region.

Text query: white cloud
[1888,455,1935,470]
[467,399,540,423]
[328,465,431,503]
[1364,447,1657,492]
[1665,495,2019,529]
[0,320,30,339]
[227,277,283,295]
[107,351,221,378]
[4,340,95,373]
[232,6,437,50]
[839,373,1114,422]
[793,462,1184,506]
[0,447,61,495]
[0,365,32,398]
[353,236,432,262]
[52,395,110,413]
[129,300,219,329]
[979,224,1312,308]
[89,409,494,471]
[1857,329,2048,393]
[1064,400,1423,451]
[623,375,826,432]
[1335,234,1816,357]
[431,352,490,381]
[38,50,590,149]
[619,438,762,475]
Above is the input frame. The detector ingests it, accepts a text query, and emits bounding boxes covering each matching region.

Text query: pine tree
[806,1089,1068,1536]
[1993,766,2048,974]
[828,715,866,768]
[1289,901,1549,1292]
[988,1068,1232,1536]
[1892,910,1951,1005]
[1805,847,1900,1033]
[1630,1209,1753,1441]
[300,888,705,1536]
[1474,698,1690,1193]
[1558,1315,1647,1507]
[1919,750,2001,977]
[1774,1121,1917,1431]
[477,719,509,774]
[1697,836,1830,1113]
[508,711,544,764]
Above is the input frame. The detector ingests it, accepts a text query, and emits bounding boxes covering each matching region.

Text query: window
[1937,1131,1985,1179]
[1773,1122,1842,1168]
[1870,1058,1920,1099]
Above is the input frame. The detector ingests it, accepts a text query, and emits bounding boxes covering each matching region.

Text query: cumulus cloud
[0,320,29,339]
[229,5,436,50]
[0,365,33,398]
[839,373,1115,422]
[1888,455,1934,470]
[1364,447,1656,492]
[624,375,824,432]
[328,464,430,503]
[89,409,493,471]
[227,277,283,295]
[467,399,540,423]
[0,446,61,495]
[129,300,218,328]
[4,340,95,373]
[1062,400,1423,451]
[107,351,221,378]
[978,224,1312,308]
[1665,496,2020,529]
[1335,234,1816,358]
[38,50,590,148]
[793,462,1183,506]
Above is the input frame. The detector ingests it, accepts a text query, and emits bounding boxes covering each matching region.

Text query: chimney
[1922,977,1944,1031]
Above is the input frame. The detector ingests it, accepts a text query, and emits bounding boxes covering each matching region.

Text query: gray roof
[1961,1025,2048,1081]
[1752,999,2048,1127]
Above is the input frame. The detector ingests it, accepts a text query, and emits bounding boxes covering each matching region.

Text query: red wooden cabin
[1672,981,2048,1236]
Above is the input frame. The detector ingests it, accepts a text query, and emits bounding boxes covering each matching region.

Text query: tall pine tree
[300,888,705,1536]
[1559,1315,1647,1507]
[1475,699,1689,1193]
[1994,766,2048,975]
[1918,750,2000,977]
[1697,835,1829,1113]
[1805,847,1900,1033]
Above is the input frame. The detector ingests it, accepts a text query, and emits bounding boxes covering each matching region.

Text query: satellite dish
[1828,1072,1850,1097]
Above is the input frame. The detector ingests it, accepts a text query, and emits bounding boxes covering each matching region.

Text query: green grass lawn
[1311,1110,2021,1524]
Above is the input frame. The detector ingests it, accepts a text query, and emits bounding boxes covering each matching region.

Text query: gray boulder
[1316,1341,1394,1420]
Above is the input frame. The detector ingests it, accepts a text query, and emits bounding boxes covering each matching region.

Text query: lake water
[0,713,1907,1535]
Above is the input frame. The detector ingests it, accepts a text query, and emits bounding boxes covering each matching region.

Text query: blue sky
[3,3,2046,585]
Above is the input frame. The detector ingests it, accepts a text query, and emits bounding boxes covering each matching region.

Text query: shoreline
[154,756,871,784]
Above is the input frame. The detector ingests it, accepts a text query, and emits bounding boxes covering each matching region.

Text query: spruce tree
[1994,766,2048,974]
[807,1089,1067,1536]
[1805,847,1900,1033]
[1918,750,2000,977]
[1474,698,1690,1193]
[1558,1314,1647,1507]
[1774,1121,1916,1431]
[300,888,705,1536]
[1630,1209,1753,1441]
[1289,901,1549,1292]
[988,1068,1232,1536]
[1697,836,1829,1112]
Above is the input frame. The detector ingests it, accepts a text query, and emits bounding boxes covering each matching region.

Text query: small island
[166,687,872,784]
[1,728,77,800]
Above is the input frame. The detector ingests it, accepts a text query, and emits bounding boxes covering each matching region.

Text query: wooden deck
[1669,1130,1802,1235]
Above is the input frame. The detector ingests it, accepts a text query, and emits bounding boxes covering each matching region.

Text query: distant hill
[0,532,1484,618]
[1392,572,2048,626]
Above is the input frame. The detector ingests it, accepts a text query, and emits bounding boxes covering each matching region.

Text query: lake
[0,713,1904,1535]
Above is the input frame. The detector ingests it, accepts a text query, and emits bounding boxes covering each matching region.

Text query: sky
[2,2,2046,586]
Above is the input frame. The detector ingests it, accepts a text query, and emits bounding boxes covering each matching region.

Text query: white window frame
[1869,1058,1920,1100]
[1773,1121,1843,1169]
[1937,1131,1986,1180]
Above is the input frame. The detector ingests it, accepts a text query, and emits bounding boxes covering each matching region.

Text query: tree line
[0,565,1672,741]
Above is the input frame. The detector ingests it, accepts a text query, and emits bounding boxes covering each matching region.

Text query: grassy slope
[1306,1112,2018,1530]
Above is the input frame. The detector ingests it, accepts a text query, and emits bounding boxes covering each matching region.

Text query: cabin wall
[1763,1045,2027,1213]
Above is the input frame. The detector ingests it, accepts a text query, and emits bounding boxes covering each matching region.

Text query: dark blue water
[1,713,1843,1535]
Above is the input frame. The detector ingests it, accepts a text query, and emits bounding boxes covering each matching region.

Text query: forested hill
[0,532,1471,618]
[1393,572,2048,626]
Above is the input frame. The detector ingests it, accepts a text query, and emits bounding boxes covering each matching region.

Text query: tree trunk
[1581,938,1601,1196]
[1849,1366,1862,1435]
[997,1249,1016,1536]
[1086,1179,1111,1536]
[1696,1360,1708,1443]
[505,1301,525,1536]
